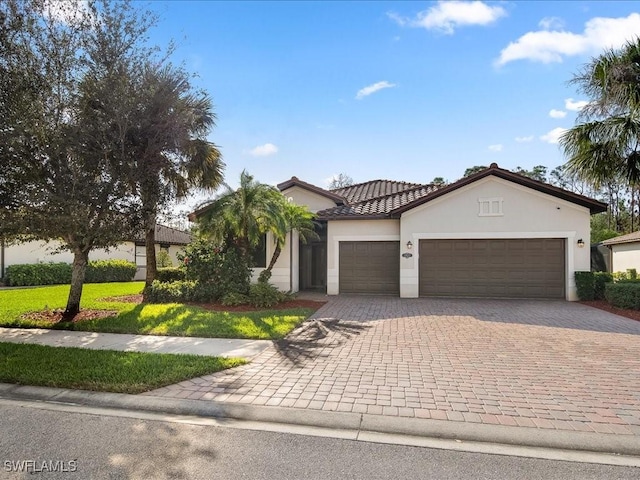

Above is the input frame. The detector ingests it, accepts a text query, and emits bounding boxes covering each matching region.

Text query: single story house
[0,224,191,281]
[192,163,606,301]
[601,232,640,273]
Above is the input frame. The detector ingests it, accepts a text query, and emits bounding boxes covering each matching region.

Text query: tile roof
[317,183,440,219]
[134,225,192,245]
[601,231,640,246]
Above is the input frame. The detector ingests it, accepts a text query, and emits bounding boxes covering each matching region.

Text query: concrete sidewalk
[0,327,271,358]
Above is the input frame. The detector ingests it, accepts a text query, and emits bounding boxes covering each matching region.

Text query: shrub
[179,239,251,300]
[156,267,186,283]
[249,281,285,308]
[5,263,71,286]
[146,280,196,303]
[220,292,251,306]
[574,271,594,301]
[156,250,173,268]
[605,283,640,310]
[593,272,613,300]
[628,268,638,280]
[85,260,136,283]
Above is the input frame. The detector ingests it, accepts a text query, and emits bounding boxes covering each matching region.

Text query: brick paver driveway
[146,297,640,435]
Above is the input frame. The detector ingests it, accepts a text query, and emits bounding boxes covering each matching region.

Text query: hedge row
[5,260,137,286]
[574,271,613,301]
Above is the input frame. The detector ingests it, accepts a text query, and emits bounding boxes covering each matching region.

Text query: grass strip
[0,342,245,394]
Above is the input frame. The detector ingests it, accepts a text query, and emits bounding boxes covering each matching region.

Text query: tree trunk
[266,243,282,275]
[64,248,89,320]
[143,213,157,295]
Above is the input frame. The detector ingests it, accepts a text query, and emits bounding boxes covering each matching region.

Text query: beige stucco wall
[251,231,294,292]
[611,243,640,273]
[327,219,400,295]
[399,176,591,301]
[3,240,187,282]
[280,185,337,213]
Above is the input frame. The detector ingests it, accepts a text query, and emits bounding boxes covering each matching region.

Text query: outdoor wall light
[577,238,585,248]
[406,241,413,250]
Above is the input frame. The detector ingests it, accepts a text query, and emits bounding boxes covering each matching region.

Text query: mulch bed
[21,309,118,324]
[580,300,640,322]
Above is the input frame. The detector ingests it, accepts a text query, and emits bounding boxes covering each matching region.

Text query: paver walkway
[0,327,270,358]
[146,297,640,436]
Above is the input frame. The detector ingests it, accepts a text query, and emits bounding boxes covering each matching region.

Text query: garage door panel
[339,241,399,294]
[419,239,565,299]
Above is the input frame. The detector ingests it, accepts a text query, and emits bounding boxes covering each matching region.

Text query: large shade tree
[0,0,154,318]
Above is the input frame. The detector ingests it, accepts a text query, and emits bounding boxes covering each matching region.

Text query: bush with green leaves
[85,260,136,283]
[5,263,72,286]
[156,250,173,268]
[605,282,640,310]
[220,292,251,306]
[593,272,613,300]
[249,281,286,308]
[146,280,196,303]
[574,271,595,301]
[156,267,186,283]
[179,239,251,300]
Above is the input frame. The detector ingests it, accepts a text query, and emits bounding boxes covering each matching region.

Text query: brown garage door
[339,241,400,294]
[419,239,565,298]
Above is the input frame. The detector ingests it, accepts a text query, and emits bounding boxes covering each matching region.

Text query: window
[478,197,503,217]
[252,234,267,268]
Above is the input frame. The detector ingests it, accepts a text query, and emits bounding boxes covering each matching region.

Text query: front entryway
[299,222,327,291]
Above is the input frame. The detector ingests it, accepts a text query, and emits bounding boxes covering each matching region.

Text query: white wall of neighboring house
[610,243,640,273]
[326,219,400,295]
[2,240,187,281]
[399,176,591,301]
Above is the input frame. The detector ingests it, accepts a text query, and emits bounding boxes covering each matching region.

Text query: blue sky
[144,1,640,207]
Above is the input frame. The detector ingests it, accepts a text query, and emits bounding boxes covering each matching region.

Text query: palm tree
[196,170,284,258]
[560,38,640,186]
[261,199,318,281]
[131,65,224,293]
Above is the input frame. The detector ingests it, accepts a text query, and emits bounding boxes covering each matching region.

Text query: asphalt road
[0,403,638,480]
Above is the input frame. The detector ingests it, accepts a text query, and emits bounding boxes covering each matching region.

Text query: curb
[2,383,640,458]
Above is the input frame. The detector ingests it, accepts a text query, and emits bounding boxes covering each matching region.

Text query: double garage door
[338,239,565,298]
[419,238,565,299]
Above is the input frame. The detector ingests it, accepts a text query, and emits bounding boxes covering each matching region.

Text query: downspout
[289,230,293,292]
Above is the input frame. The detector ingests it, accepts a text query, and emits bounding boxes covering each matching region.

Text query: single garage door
[339,241,400,294]
[419,238,565,298]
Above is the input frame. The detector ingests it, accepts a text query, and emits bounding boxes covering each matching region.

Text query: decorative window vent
[478,197,503,217]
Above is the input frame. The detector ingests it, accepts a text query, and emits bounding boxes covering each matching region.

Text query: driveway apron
[144,297,640,436]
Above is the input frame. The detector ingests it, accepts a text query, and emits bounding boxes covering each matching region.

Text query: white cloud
[356,81,396,100]
[249,143,278,157]
[565,98,588,111]
[549,109,567,118]
[488,144,503,152]
[515,135,534,142]
[496,13,640,66]
[388,1,506,35]
[540,127,567,144]
[538,16,564,31]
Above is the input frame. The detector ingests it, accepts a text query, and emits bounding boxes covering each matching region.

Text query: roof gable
[277,176,346,205]
[390,164,607,216]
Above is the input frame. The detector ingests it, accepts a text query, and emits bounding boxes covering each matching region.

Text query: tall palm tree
[560,38,640,186]
[196,170,284,258]
[132,65,224,292]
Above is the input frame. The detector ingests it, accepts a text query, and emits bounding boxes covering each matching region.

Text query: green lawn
[0,342,244,393]
[0,282,315,339]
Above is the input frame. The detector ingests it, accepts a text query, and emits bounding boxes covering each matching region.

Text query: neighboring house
[601,232,640,273]
[192,163,606,301]
[0,225,191,281]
